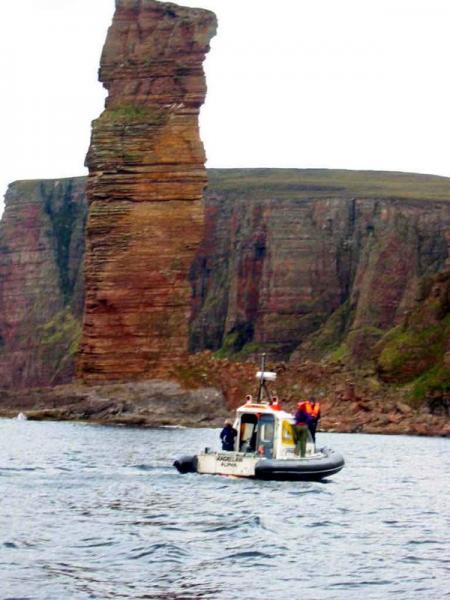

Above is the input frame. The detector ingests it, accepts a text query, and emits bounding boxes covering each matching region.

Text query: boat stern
[197,450,258,477]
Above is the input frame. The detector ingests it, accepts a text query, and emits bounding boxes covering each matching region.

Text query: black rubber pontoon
[254,447,345,481]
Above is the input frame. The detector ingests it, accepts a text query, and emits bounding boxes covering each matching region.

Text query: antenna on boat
[255,353,277,403]
[257,353,266,402]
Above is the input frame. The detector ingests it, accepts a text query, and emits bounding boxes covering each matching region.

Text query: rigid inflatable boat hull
[254,448,345,481]
[173,448,344,481]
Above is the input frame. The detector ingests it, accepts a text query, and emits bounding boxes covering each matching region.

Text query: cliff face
[1,169,449,405]
[77,0,217,382]
[0,178,86,388]
[374,268,450,409]
[191,170,450,366]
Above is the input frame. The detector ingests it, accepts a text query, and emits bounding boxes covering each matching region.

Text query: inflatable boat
[174,445,344,481]
[174,358,344,482]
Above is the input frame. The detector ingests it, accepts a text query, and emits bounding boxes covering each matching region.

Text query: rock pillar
[78,0,217,381]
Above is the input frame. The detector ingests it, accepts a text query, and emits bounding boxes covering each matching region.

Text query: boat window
[281,420,295,446]
[239,414,258,453]
[259,420,274,442]
[256,414,275,458]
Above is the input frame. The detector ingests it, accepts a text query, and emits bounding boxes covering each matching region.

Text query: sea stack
[78,0,217,381]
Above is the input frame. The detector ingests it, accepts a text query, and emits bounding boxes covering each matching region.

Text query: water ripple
[0,420,448,599]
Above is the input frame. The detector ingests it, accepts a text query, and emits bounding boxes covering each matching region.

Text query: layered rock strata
[0,178,86,388]
[191,169,450,365]
[1,168,449,405]
[78,0,217,382]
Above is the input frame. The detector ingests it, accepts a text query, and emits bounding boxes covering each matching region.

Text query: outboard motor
[173,455,197,474]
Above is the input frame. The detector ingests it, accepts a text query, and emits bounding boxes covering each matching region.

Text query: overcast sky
[1,0,450,215]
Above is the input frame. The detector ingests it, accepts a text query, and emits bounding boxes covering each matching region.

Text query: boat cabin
[233,401,315,459]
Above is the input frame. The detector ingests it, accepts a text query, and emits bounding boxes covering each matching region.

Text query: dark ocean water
[0,418,449,600]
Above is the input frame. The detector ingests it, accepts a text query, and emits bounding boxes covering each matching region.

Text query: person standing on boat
[293,402,311,457]
[305,397,321,442]
[220,420,237,451]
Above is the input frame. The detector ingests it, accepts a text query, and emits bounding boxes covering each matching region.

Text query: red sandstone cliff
[191,170,450,368]
[0,178,86,388]
[0,169,448,431]
[78,0,217,382]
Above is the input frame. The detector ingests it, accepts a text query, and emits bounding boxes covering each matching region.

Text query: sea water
[0,419,449,599]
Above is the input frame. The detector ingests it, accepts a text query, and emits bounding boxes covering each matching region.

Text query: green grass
[34,307,82,383]
[295,300,354,360]
[38,308,82,355]
[328,343,349,362]
[8,169,450,205]
[378,318,449,380]
[97,104,166,126]
[207,168,450,202]
[215,323,255,357]
[411,365,450,405]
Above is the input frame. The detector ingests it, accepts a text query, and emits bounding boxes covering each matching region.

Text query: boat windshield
[256,414,275,458]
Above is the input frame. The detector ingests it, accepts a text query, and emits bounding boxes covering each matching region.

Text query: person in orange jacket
[293,401,312,457]
[305,397,321,442]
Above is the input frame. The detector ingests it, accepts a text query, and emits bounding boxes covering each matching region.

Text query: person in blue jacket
[220,420,237,451]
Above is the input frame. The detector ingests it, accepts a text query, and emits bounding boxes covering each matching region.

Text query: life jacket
[305,401,320,419]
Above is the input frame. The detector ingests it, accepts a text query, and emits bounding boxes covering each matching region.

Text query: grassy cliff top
[207,168,450,202]
[5,169,450,204]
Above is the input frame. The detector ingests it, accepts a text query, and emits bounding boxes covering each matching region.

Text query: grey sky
[1,0,450,215]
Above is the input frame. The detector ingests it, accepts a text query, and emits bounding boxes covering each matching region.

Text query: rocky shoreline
[0,364,448,437]
[0,380,227,428]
